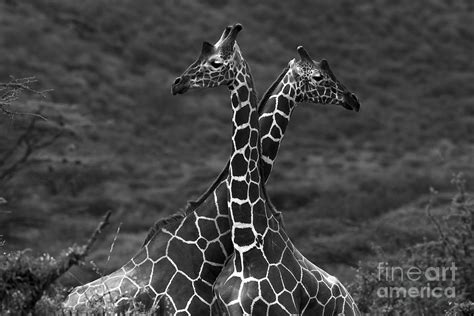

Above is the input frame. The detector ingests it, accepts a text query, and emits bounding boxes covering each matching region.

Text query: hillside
[0,0,473,286]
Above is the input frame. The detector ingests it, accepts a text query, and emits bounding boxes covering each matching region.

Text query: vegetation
[351,173,473,315]
[0,0,472,314]
[0,210,110,314]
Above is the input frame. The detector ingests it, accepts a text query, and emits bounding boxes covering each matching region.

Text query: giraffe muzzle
[342,92,360,112]
[171,76,191,95]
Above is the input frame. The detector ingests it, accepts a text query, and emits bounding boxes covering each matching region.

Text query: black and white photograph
[0,1,473,315]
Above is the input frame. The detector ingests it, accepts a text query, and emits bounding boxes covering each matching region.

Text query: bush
[0,250,65,314]
[351,173,474,315]
[0,211,111,314]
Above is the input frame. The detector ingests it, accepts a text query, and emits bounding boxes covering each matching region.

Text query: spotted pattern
[64,25,360,315]
[210,42,359,316]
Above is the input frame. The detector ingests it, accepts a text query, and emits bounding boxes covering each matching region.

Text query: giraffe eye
[312,74,323,81]
[209,60,223,68]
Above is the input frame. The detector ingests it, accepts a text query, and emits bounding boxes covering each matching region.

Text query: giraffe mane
[142,65,291,247]
[141,211,186,246]
[258,64,290,115]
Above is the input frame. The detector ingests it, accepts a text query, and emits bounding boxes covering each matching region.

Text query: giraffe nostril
[174,77,182,85]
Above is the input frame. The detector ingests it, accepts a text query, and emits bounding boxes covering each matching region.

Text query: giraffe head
[289,46,360,111]
[171,24,246,95]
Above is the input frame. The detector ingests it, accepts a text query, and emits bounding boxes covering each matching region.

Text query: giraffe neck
[227,60,269,254]
[258,71,297,181]
[181,69,297,218]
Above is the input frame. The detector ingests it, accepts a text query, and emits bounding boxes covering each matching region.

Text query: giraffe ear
[297,46,313,63]
[201,41,215,57]
[320,59,337,80]
[320,59,330,70]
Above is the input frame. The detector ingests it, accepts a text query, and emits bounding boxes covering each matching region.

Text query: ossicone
[218,25,232,43]
[225,23,243,42]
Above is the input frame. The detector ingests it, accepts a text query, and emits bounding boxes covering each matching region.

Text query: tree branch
[0,76,51,120]
[26,211,112,312]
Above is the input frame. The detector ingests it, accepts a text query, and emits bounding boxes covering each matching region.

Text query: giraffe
[248,46,360,315]
[171,24,360,315]
[63,25,360,315]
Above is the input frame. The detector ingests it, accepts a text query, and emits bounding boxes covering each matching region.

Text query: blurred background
[0,0,473,294]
